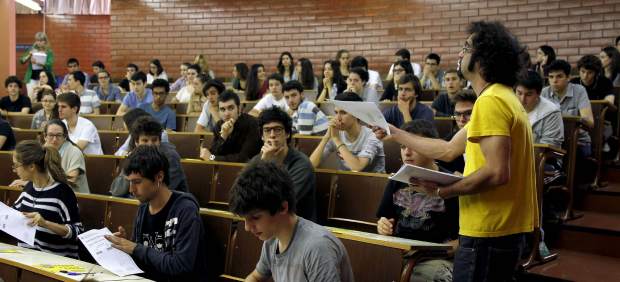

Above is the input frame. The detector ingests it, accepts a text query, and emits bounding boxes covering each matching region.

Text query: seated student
[310,92,386,173]
[66,71,101,114]
[601,46,620,87]
[437,91,477,173]
[432,69,465,116]
[43,120,89,193]
[117,71,153,116]
[571,54,615,103]
[89,60,105,84]
[380,60,414,101]
[94,70,122,102]
[11,141,83,258]
[200,90,262,162]
[58,92,103,155]
[350,55,383,91]
[277,52,295,82]
[346,67,380,103]
[387,48,423,80]
[246,64,269,101]
[195,79,225,133]
[186,73,209,115]
[172,64,200,103]
[517,70,564,147]
[0,115,16,150]
[420,53,445,90]
[61,58,89,90]
[1,76,31,116]
[251,106,317,221]
[30,69,56,103]
[541,60,594,158]
[105,145,207,281]
[110,116,188,197]
[249,73,289,117]
[376,120,459,282]
[146,59,168,85]
[293,58,319,91]
[119,63,138,92]
[115,108,170,156]
[170,62,190,92]
[231,62,249,96]
[283,80,328,135]
[31,89,57,129]
[139,79,176,131]
[317,60,347,103]
[383,74,434,128]
[229,160,354,282]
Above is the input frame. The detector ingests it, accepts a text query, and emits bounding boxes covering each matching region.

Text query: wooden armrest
[534,144,567,156]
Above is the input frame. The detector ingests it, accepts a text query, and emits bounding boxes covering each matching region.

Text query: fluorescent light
[15,0,41,11]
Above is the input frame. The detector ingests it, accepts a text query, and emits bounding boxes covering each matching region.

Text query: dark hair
[196,73,210,85]
[122,108,150,128]
[130,116,163,151]
[318,60,346,96]
[350,56,369,70]
[131,71,147,83]
[277,52,294,77]
[258,106,293,144]
[5,76,23,89]
[126,63,139,71]
[546,59,571,76]
[188,63,202,74]
[70,71,86,86]
[149,59,164,76]
[602,46,620,80]
[44,119,80,151]
[67,58,79,66]
[15,140,73,188]
[204,79,225,95]
[235,63,249,80]
[246,63,265,100]
[445,68,460,77]
[151,78,170,93]
[452,90,478,104]
[57,92,81,113]
[219,89,240,106]
[539,45,556,64]
[398,74,422,97]
[393,60,414,76]
[268,73,284,85]
[335,91,364,102]
[123,145,170,186]
[91,60,105,69]
[576,55,603,75]
[40,69,56,89]
[298,58,315,90]
[401,119,438,139]
[229,160,296,216]
[349,67,369,82]
[395,48,411,61]
[181,62,191,68]
[336,49,349,61]
[426,53,441,64]
[516,70,544,94]
[467,21,525,87]
[36,88,56,104]
[283,80,304,93]
[616,36,620,46]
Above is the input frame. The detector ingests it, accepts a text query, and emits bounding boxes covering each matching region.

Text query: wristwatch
[209,154,216,161]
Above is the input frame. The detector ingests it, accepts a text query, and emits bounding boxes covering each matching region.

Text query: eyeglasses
[461,42,473,54]
[262,126,285,135]
[45,133,65,139]
[41,99,55,103]
[12,163,23,171]
[453,110,473,119]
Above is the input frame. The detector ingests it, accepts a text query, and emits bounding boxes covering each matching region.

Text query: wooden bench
[5,113,33,129]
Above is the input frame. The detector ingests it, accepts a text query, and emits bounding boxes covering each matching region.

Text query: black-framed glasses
[262,126,285,135]
[462,42,473,54]
[453,110,473,119]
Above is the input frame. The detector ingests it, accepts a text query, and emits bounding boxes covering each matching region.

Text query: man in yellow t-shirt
[373,21,536,281]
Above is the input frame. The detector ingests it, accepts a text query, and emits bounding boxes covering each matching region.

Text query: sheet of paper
[389,164,463,186]
[78,228,143,277]
[31,52,47,70]
[330,100,391,135]
[0,202,36,246]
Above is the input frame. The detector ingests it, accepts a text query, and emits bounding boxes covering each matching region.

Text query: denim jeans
[452,233,526,282]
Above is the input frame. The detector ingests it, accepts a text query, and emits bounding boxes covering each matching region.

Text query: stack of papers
[389,164,463,186]
[31,52,47,70]
[0,202,36,246]
[78,228,143,277]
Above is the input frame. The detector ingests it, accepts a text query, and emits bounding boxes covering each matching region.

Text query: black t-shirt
[138,192,180,252]
[380,82,398,101]
[119,78,131,92]
[376,166,459,243]
[0,118,15,150]
[437,131,465,173]
[570,76,615,101]
[432,92,454,117]
[0,95,31,112]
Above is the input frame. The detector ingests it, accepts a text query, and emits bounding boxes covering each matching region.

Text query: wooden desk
[0,242,150,282]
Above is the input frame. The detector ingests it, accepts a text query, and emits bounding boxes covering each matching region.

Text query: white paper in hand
[330,100,391,135]
[0,202,36,246]
[389,164,463,186]
[78,228,143,277]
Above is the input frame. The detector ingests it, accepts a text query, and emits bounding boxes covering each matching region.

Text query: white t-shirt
[197,101,215,131]
[147,71,168,85]
[367,69,384,91]
[253,94,289,112]
[63,117,103,155]
[175,86,193,103]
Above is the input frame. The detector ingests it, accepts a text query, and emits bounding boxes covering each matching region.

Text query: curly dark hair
[466,21,525,87]
[124,145,170,186]
[277,52,294,78]
[576,55,603,75]
[258,106,293,144]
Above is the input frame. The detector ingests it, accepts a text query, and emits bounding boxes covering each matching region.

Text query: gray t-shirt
[541,83,591,145]
[59,141,89,193]
[322,126,386,173]
[256,217,354,282]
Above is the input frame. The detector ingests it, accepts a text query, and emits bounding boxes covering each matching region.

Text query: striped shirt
[13,181,83,258]
[292,100,329,135]
[78,89,101,114]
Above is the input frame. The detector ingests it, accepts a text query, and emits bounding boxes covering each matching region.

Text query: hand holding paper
[0,202,36,246]
[389,164,463,186]
[330,100,391,135]
[78,228,142,277]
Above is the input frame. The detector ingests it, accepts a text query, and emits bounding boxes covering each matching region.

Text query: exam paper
[0,202,36,246]
[78,228,143,277]
[389,164,463,186]
[330,100,391,135]
[31,52,47,70]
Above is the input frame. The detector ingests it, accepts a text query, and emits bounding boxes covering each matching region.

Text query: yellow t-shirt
[460,83,538,237]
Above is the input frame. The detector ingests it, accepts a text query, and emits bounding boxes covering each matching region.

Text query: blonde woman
[19,32,55,98]
[194,54,216,79]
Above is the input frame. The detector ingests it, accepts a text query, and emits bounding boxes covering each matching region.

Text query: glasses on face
[453,110,472,119]
[41,99,55,103]
[12,163,23,171]
[262,126,285,136]
[462,42,473,54]
[45,133,65,140]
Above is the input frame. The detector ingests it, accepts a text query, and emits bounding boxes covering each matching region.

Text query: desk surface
[0,242,151,282]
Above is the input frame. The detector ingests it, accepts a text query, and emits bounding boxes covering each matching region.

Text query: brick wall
[16,14,110,82]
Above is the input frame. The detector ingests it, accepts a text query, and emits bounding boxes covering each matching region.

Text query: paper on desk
[330,100,391,135]
[389,164,463,186]
[0,202,36,246]
[78,228,143,277]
